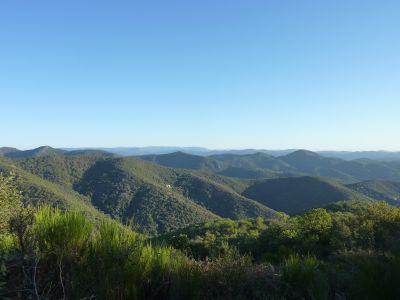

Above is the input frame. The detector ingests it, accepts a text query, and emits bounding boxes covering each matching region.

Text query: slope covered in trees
[75,157,277,233]
[140,151,224,172]
[0,157,104,221]
[242,176,371,214]
[136,150,400,182]
[2,177,400,300]
[3,155,279,234]
[3,150,400,235]
[347,180,400,204]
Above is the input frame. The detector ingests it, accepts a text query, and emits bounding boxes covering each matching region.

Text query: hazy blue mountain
[209,152,293,171]
[279,150,400,183]
[0,147,20,156]
[135,149,400,182]
[1,146,115,159]
[5,146,66,158]
[62,146,400,160]
[140,151,224,171]
[318,151,400,161]
[64,149,115,157]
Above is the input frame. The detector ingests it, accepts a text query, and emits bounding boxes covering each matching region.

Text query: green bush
[84,219,143,299]
[282,254,328,300]
[0,173,22,234]
[34,206,93,256]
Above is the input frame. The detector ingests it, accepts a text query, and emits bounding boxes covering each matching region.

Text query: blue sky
[1,0,399,150]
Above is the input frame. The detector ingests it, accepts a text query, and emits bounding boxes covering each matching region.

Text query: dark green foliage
[4,150,400,298]
[5,146,66,158]
[0,173,22,234]
[73,157,278,233]
[0,157,105,221]
[74,158,219,234]
[13,155,100,187]
[161,202,400,299]
[174,173,276,220]
[211,152,293,171]
[140,150,400,182]
[3,193,400,299]
[159,218,267,258]
[217,166,278,179]
[140,151,224,172]
[347,180,400,204]
[2,155,280,234]
[243,176,371,214]
[1,146,114,159]
[282,254,328,300]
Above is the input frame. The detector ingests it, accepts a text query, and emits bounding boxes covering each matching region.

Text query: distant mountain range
[63,147,400,160]
[0,146,114,158]
[2,145,400,234]
[3,146,400,160]
[140,150,400,183]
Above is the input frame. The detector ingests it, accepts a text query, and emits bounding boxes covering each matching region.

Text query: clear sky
[1,0,399,150]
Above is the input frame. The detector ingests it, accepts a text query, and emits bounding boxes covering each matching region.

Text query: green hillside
[75,157,278,233]
[243,176,371,214]
[347,180,400,204]
[173,172,276,219]
[5,146,66,158]
[0,157,104,221]
[216,167,277,179]
[140,151,224,171]
[139,151,297,180]
[7,154,279,234]
[64,149,115,157]
[75,158,219,234]
[210,152,293,171]
[279,150,400,183]
[138,150,400,183]
[12,155,101,187]
[7,151,400,235]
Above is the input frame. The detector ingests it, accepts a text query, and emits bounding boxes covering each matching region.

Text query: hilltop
[137,150,400,183]
[2,146,400,234]
[2,155,278,234]
[242,176,371,214]
[347,180,400,204]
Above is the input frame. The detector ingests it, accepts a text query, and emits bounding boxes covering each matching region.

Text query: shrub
[282,254,328,300]
[33,206,93,256]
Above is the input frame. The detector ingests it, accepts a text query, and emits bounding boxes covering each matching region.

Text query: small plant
[282,254,328,300]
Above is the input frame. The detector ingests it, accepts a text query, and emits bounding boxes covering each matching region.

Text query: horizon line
[3,145,400,153]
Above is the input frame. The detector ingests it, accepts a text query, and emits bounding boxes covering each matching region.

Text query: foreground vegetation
[2,174,400,299]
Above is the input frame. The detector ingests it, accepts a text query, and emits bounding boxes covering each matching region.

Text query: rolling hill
[140,151,224,171]
[0,157,105,221]
[242,176,371,214]
[4,146,66,158]
[347,180,400,204]
[139,151,298,180]
[137,150,400,183]
[210,152,293,171]
[4,146,400,234]
[0,147,20,157]
[0,146,113,159]
[6,155,279,234]
[74,157,277,233]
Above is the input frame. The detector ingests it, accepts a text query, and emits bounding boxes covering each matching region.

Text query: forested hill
[242,176,372,214]
[0,155,277,234]
[138,150,400,183]
[1,148,400,234]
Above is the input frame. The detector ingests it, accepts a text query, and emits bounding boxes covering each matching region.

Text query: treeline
[2,174,400,299]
